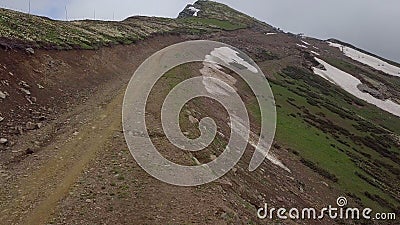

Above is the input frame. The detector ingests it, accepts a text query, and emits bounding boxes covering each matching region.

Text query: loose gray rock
[0,91,5,99]
[15,126,23,135]
[26,122,37,130]
[188,115,199,124]
[30,97,37,103]
[220,212,228,220]
[26,48,35,55]
[210,154,217,161]
[19,81,30,89]
[20,88,31,95]
[0,138,8,145]
[1,80,9,86]
[25,148,34,155]
[26,97,34,105]
[0,117,4,122]
[357,83,386,100]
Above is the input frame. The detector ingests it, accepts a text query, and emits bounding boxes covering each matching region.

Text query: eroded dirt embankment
[0,34,188,224]
[0,35,186,159]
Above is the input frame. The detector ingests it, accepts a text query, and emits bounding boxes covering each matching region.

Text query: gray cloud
[1,0,399,62]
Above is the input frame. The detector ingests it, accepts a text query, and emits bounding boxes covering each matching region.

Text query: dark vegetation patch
[364,192,399,214]
[254,49,280,61]
[300,158,338,182]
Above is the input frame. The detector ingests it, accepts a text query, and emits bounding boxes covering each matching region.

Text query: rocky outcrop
[178,4,201,18]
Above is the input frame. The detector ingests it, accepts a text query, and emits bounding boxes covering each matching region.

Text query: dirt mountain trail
[1,89,125,225]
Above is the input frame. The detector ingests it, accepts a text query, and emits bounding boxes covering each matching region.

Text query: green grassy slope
[250,67,400,212]
[0,1,271,50]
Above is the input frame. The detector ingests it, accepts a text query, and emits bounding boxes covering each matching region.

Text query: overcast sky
[1,0,399,63]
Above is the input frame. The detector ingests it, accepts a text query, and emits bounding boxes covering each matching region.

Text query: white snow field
[313,58,400,117]
[328,42,400,77]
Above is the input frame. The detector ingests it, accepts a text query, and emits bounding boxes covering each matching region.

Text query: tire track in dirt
[0,91,124,225]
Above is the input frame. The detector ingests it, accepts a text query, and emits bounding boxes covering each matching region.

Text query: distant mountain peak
[178,0,273,30]
[178,1,203,18]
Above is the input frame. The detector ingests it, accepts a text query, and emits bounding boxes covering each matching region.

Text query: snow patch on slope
[328,42,400,77]
[230,116,290,173]
[296,44,308,49]
[311,51,320,56]
[0,91,6,99]
[200,61,237,96]
[199,47,289,172]
[249,138,291,173]
[188,6,200,16]
[313,58,400,117]
[200,46,258,96]
[206,47,258,73]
